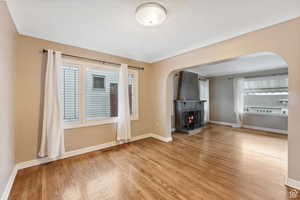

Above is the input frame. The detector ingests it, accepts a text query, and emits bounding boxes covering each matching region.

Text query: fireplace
[175,71,205,133]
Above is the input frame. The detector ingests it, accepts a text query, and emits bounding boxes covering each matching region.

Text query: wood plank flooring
[10,124,298,200]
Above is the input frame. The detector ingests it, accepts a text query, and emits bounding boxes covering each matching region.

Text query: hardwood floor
[10,124,298,200]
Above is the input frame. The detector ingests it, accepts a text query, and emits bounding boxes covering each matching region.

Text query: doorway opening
[170,52,288,161]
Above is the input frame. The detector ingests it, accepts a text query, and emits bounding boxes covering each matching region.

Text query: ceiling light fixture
[136,2,167,26]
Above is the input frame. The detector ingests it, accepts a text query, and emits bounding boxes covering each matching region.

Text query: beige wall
[15,35,155,162]
[0,2,17,196]
[151,17,300,181]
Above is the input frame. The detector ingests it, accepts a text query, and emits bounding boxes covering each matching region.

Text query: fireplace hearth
[174,71,205,133]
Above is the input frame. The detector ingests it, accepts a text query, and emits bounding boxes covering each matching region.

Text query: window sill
[64,116,139,130]
[243,112,288,117]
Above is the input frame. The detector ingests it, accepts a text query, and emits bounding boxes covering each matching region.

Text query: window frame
[62,58,139,129]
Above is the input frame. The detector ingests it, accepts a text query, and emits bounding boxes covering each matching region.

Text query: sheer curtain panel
[117,64,132,142]
[233,78,245,128]
[199,79,210,124]
[39,49,65,159]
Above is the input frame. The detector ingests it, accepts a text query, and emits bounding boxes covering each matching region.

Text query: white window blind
[60,65,80,122]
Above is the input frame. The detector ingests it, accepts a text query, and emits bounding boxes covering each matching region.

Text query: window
[243,74,288,115]
[109,79,134,117]
[243,74,288,95]
[86,68,119,120]
[92,75,105,89]
[61,59,139,129]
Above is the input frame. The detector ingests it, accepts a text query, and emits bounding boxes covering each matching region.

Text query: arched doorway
[169,52,288,135]
[150,18,300,186]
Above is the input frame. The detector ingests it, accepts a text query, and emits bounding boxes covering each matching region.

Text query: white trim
[64,118,117,129]
[244,112,288,118]
[2,133,170,199]
[209,120,288,134]
[286,178,300,190]
[130,133,152,142]
[209,120,236,127]
[150,133,173,142]
[16,134,148,170]
[243,125,287,134]
[1,166,18,200]
[62,141,117,159]
[15,133,171,169]
[232,123,242,128]
[64,116,139,130]
[16,141,119,170]
[16,157,57,170]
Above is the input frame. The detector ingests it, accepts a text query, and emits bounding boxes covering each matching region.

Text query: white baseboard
[209,121,287,134]
[16,157,55,170]
[1,166,18,200]
[150,133,173,142]
[286,178,300,190]
[17,134,151,170]
[2,132,172,199]
[17,133,172,170]
[209,120,236,127]
[231,124,242,128]
[63,141,118,158]
[243,125,287,134]
[130,133,153,142]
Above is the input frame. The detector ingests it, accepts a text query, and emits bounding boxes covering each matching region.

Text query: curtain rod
[41,49,144,71]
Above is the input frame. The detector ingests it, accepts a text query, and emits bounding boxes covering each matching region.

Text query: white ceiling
[187,52,288,77]
[7,0,300,63]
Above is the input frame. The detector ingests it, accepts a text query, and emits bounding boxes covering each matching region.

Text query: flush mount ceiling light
[136,2,167,26]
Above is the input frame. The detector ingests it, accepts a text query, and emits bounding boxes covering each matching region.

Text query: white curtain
[199,79,210,124]
[117,64,132,142]
[39,49,65,159]
[233,77,245,128]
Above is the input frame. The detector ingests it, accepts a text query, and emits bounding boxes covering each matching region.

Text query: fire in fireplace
[175,100,203,133]
[184,111,201,130]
